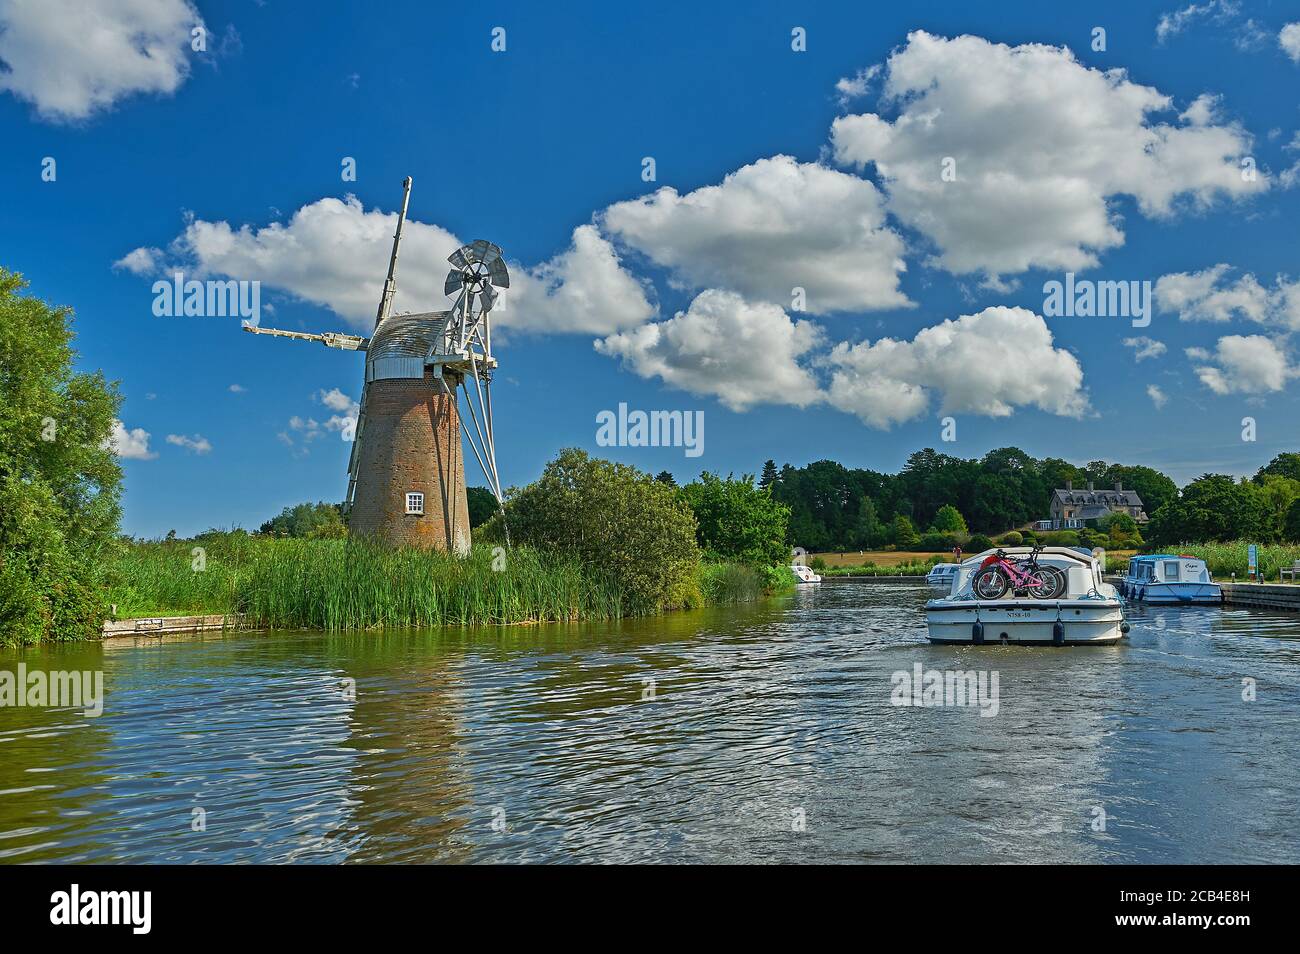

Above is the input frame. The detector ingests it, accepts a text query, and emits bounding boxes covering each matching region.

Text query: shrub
[1079,528,1109,549]
[1043,530,1081,547]
[494,449,702,613]
[1000,531,1023,546]
[917,531,959,551]
[967,533,995,552]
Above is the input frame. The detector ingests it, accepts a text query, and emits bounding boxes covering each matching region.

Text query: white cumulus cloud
[507,224,656,334]
[1147,384,1169,408]
[601,155,910,314]
[0,0,202,122]
[103,420,156,460]
[1155,264,1300,329]
[166,433,211,454]
[595,289,825,411]
[1280,23,1300,62]
[826,306,1089,429]
[119,197,652,334]
[1189,335,1295,394]
[1124,336,1168,361]
[829,31,1266,281]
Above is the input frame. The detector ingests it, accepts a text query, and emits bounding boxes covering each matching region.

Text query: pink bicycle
[971,548,1066,600]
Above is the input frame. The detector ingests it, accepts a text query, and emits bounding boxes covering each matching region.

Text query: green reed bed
[105,535,788,631]
[236,539,624,630]
[106,536,253,617]
[700,562,788,604]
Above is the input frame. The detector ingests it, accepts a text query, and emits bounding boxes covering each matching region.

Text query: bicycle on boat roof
[970,546,1068,600]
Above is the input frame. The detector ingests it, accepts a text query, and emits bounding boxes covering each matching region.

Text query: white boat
[1119,555,1221,605]
[790,563,822,584]
[925,547,1129,646]
[925,562,960,596]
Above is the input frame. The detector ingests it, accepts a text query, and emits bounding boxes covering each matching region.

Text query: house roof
[1052,488,1144,507]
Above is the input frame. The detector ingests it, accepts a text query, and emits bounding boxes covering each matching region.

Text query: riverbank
[90,537,790,640]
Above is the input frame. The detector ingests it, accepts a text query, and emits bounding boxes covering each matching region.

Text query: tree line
[757,448,1300,551]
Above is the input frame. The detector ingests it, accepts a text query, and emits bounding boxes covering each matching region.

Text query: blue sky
[3,0,1300,537]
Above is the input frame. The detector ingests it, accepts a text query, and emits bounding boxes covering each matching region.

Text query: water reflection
[1,586,1299,863]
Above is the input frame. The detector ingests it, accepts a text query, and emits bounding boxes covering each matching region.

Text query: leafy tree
[259,501,345,538]
[466,486,500,528]
[1285,499,1300,542]
[931,504,968,534]
[1255,453,1300,484]
[1100,512,1141,547]
[496,449,701,612]
[1147,474,1271,545]
[0,269,121,644]
[758,460,779,489]
[891,514,918,548]
[1100,464,1178,518]
[1254,474,1300,541]
[654,470,677,486]
[855,495,884,548]
[681,473,790,567]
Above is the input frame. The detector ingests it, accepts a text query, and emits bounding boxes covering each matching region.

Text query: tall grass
[700,563,788,603]
[1158,541,1300,581]
[241,539,623,629]
[106,536,776,630]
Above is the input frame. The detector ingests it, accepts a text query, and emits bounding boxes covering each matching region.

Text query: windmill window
[406,493,425,515]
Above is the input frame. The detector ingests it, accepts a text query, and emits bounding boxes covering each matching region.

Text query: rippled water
[2,584,1300,863]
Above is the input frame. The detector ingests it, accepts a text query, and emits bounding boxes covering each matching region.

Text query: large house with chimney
[1034,480,1146,531]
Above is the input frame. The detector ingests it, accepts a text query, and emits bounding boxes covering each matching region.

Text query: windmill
[243,177,509,552]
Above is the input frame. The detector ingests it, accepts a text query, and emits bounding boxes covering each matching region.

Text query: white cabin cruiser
[1119,555,1221,605]
[926,547,1129,646]
[790,563,822,583]
[925,562,960,596]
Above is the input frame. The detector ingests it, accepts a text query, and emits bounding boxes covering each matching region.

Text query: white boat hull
[1119,580,1221,605]
[926,599,1126,645]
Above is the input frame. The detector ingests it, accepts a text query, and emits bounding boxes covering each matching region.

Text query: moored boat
[925,562,960,596]
[1120,554,1221,605]
[790,563,822,583]
[926,546,1128,645]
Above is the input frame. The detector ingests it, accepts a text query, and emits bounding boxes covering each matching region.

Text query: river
[2,583,1299,863]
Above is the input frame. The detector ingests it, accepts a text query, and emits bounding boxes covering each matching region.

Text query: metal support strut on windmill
[242,176,509,553]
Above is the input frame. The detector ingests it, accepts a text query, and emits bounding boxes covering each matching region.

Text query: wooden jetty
[100,614,251,639]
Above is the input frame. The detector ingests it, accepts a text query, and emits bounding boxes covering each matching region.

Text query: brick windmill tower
[244,178,508,553]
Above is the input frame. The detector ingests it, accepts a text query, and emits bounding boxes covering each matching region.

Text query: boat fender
[972,621,985,645]
[1052,619,1065,646]
[1120,621,1131,634]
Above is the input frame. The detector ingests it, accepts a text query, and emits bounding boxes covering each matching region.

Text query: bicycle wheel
[1027,566,1066,600]
[972,566,1009,600]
